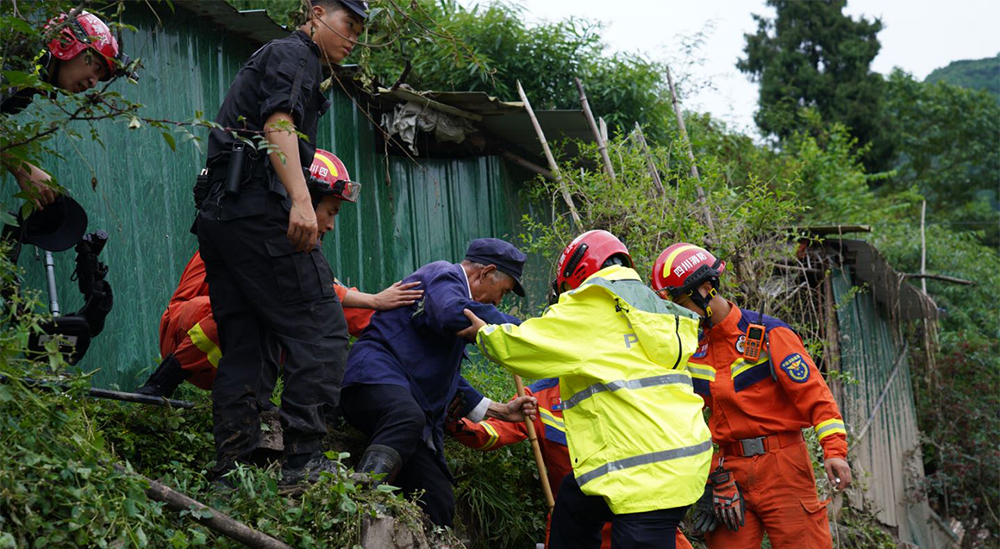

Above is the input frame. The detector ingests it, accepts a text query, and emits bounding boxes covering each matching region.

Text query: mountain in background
[924,53,999,101]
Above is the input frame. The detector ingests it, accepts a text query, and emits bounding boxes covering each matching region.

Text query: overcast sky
[456,0,1000,137]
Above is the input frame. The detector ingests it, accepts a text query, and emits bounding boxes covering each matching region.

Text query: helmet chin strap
[686,281,719,324]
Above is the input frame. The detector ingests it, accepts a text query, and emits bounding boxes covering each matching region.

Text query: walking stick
[513,374,556,511]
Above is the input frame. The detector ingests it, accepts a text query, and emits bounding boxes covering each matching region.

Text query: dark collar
[292,30,321,57]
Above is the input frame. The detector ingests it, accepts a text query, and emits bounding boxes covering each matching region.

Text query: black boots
[352,444,402,486]
[135,354,190,398]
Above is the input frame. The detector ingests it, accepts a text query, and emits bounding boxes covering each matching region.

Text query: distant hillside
[925,54,999,101]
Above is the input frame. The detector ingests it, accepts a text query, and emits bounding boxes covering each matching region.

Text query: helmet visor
[332,179,361,202]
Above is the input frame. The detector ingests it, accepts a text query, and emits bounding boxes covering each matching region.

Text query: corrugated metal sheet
[2,6,544,388]
[831,267,938,547]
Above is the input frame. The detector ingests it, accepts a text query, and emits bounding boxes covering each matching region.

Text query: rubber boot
[352,444,402,486]
[134,354,190,398]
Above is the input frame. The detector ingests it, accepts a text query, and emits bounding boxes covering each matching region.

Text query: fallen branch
[903,273,975,286]
[111,463,294,549]
[499,149,555,181]
[0,374,194,409]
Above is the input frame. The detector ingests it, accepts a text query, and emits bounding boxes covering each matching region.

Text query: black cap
[19,195,88,252]
[339,0,369,19]
[465,238,527,297]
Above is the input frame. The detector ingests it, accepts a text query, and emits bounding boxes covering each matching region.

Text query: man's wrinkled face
[55,49,107,93]
[311,6,364,64]
[470,265,516,306]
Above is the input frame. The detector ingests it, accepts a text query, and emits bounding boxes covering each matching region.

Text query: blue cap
[339,0,369,19]
[465,238,527,297]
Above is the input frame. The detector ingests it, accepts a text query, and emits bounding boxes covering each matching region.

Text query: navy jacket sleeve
[413,268,518,335]
[456,375,486,417]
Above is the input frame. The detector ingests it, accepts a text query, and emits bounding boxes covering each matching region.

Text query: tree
[738,0,895,172]
[881,69,1000,246]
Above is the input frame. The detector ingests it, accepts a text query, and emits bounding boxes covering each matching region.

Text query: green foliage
[739,0,895,171]
[880,69,1000,246]
[360,1,677,142]
[450,358,548,549]
[925,54,1000,103]
[520,124,803,311]
[910,339,999,547]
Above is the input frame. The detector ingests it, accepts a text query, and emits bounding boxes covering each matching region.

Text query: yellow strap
[686,363,716,381]
[731,354,770,379]
[539,408,565,431]
[187,322,222,367]
[814,418,847,440]
[477,421,499,451]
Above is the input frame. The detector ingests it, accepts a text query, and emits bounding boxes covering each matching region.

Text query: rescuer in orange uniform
[448,377,695,549]
[651,243,852,549]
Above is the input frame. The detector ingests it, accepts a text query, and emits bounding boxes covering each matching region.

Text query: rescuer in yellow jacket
[461,230,713,549]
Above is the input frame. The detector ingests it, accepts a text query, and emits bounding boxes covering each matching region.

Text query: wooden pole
[517,81,583,231]
[111,464,293,549]
[513,374,555,511]
[499,149,556,181]
[633,123,665,197]
[665,65,715,233]
[920,200,928,295]
[574,78,616,181]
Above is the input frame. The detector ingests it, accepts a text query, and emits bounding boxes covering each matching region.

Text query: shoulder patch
[780,353,810,383]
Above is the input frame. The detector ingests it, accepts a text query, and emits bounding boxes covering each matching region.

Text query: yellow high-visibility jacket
[476,266,712,514]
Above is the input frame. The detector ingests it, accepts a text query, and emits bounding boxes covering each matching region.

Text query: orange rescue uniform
[687,302,847,549]
[448,378,694,549]
[159,252,373,390]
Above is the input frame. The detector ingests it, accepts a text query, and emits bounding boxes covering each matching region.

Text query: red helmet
[309,149,361,202]
[554,230,633,293]
[651,243,726,298]
[46,11,121,81]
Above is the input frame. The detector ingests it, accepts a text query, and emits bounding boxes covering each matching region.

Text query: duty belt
[720,430,803,457]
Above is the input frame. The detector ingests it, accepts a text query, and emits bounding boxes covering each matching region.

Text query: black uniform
[195,30,349,476]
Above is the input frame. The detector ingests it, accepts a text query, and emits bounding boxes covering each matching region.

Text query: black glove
[689,484,718,535]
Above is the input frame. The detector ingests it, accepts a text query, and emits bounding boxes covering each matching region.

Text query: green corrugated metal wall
[2,6,542,388]
[831,268,936,548]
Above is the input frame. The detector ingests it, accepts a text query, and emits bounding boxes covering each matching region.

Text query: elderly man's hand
[457,308,487,342]
[487,395,538,423]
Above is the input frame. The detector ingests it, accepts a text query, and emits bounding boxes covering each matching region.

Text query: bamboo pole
[574,78,616,181]
[110,464,293,549]
[513,374,555,511]
[516,81,583,231]
[665,65,715,233]
[633,123,665,197]
[920,200,927,295]
[499,149,556,181]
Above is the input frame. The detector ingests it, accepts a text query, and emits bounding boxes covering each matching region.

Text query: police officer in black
[194,0,367,485]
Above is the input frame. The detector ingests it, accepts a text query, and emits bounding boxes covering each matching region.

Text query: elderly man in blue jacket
[341,238,537,527]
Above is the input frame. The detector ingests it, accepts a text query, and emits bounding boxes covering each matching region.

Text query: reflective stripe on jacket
[476,265,712,514]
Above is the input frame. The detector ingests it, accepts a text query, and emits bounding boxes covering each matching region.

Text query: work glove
[689,484,718,535]
[709,465,745,532]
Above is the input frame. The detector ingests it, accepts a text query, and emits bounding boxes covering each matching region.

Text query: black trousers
[341,383,455,527]
[197,189,349,475]
[549,473,688,549]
